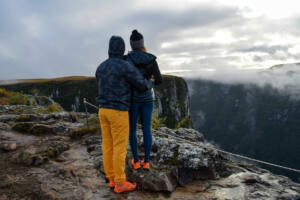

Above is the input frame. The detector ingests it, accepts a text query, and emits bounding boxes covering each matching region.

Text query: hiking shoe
[141,158,150,169]
[109,179,115,189]
[143,162,150,169]
[114,181,137,193]
[131,159,141,169]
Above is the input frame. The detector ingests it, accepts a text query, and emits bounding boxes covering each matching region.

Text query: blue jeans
[129,101,154,163]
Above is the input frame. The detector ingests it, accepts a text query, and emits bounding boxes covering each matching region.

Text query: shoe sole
[114,183,137,193]
[114,187,136,193]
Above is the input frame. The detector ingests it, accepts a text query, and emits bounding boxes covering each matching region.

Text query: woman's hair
[141,46,147,52]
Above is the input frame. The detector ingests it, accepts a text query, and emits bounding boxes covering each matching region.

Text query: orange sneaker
[141,158,150,169]
[114,181,137,193]
[131,159,141,169]
[109,179,115,189]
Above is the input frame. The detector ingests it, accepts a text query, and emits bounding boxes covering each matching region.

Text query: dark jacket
[95,36,152,111]
[126,50,162,102]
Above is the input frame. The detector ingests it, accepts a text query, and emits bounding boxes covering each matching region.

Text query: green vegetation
[27,103,62,114]
[70,125,100,139]
[0,88,28,105]
[46,103,61,113]
[0,88,10,97]
[14,115,36,122]
[12,122,34,133]
[42,144,69,158]
[70,114,101,139]
[152,111,166,130]
[20,76,94,83]
[88,115,100,126]
[171,146,180,165]
[9,92,28,105]
[176,116,194,129]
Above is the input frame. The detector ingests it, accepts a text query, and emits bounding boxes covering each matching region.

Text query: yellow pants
[98,108,129,184]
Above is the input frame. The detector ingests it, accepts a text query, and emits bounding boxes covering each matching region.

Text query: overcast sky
[1,0,300,80]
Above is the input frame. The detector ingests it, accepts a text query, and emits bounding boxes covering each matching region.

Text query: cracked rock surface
[0,104,299,200]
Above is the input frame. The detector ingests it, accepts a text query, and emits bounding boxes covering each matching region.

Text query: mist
[169,63,300,99]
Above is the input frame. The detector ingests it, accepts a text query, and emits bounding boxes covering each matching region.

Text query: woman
[127,30,163,170]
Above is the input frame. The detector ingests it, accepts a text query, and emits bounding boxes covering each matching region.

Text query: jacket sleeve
[152,60,163,85]
[124,63,153,92]
[95,68,100,91]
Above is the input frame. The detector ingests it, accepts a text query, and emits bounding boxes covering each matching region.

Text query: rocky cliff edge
[0,100,299,200]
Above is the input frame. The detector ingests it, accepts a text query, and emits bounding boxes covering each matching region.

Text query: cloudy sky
[1,0,300,80]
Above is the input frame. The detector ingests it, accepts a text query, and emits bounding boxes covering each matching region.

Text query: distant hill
[265,62,300,77]
[269,62,300,70]
[0,75,193,129]
[0,76,93,86]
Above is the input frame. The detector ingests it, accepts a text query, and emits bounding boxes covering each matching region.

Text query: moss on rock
[12,122,35,133]
[14,115,37,122]
[176,116,194,129]
[70,125,100,139]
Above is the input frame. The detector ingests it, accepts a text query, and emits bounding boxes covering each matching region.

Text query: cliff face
[154,75,193,128]
[0,75,193,129]
[188,78,300,181]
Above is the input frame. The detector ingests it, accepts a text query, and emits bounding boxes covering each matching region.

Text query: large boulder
[123,127,223,192]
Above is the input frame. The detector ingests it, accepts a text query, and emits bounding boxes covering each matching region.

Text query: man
[95,35,152,193]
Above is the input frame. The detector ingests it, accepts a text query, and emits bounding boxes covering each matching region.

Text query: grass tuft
[12,122,34,133]
[0,88,28,105]
[28,103,62,114]
[70,125,100,139]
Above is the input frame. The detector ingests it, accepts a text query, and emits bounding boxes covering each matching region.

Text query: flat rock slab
[0,122,10,130]
[0,143,17,151]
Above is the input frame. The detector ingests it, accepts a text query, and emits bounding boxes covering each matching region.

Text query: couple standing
[95,30,162,193]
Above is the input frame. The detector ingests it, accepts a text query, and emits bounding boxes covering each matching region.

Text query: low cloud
[181,63,300,101]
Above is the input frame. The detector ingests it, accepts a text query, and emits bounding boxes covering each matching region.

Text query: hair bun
[132,29,138,34]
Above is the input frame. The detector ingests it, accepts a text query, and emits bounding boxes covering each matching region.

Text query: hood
[108,36,125,58]
[128,50,156,67]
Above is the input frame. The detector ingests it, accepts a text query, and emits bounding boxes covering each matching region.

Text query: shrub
[151,109,166,130]
[46,103,61,113]
[12,122,34,133]
[175,116,194,129]
[31,103,62,114]
[70,125,100,139]
[14,115,36,122]
[8,92,28,105]
[152,116,166,130]
[88,115,100,126]
[0,89,28,105]
[0,88,10,97]
[0,98,8,105]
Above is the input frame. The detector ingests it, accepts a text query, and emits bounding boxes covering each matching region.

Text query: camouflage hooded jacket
[95,36,152,111]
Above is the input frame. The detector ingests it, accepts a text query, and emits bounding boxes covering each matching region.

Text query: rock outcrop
[0,103,299,200]
[154,75,193,128]
[1,75,193,129]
